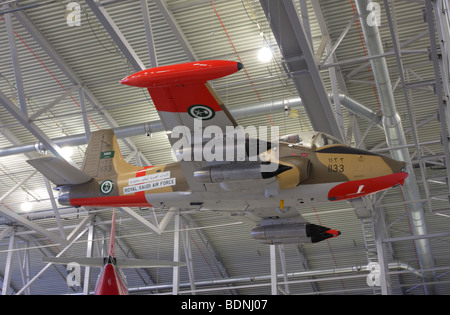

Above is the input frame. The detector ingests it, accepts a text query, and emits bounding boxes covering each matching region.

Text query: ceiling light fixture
[258,46,272,63]
[61,146,74,159]
[21,201,33,212]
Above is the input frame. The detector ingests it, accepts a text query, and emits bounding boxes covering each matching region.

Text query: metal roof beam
[0,170,68,247]
[0,227,13,242]
[86,0,146,71]
[345,29,429,80]
[13,11,80,87]
[299,0,313,49]
[78,88,91,143]
[0,89,75,165]
[28,85,79,122]
[13,10,149,163]
[4,8,27,115]
[153,0,198,61]
[259,0,343,140]
[15,227,87,295]
[119,207,174,235]
[66,213,95,243]
[43,178,65,241]
[0,205,67,247]
[311,1,351,141]
[140,0,158,68]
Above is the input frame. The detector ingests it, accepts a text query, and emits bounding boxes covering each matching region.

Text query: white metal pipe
[355,0,436,294]
[0,95,377,157]
[124,262,422,294]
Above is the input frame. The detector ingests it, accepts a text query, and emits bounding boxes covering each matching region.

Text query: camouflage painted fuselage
[59,130,406,224]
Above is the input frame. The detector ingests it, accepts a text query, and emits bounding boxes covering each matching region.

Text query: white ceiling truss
[0,0,449,295]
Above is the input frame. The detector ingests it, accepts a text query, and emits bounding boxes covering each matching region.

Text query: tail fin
[82,129,139,179]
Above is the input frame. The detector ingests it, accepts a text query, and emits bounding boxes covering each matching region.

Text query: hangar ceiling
[0,0,450,295]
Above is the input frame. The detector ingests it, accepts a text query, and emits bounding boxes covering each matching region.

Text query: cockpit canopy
[279,132,342,150]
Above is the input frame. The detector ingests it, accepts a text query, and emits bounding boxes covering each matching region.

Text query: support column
[83,217,96,295]
[2,232,15,295]
[172,212,181,295]
[270,245,277,295]
[278,245,290,295]
[78,88,91,143]
[19,244,31,295]
[181,218,196,294]
[374,206,390,295]
[44,177,66,240]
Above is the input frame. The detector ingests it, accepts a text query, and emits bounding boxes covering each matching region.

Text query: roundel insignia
[187,104,215,120]
[100,180,114,195]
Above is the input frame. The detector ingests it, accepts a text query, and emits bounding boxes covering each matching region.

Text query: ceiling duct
[0,94,378,157]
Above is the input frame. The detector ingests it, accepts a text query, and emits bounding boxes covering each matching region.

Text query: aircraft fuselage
[58,134,407,218]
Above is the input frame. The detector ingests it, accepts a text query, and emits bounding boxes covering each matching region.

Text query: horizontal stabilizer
[43,257,105,268]
[115,258,186,268]
[27,156,92,186]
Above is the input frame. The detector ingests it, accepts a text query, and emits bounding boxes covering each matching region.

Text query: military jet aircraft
[27,60,408,245]
[42,210,185,295]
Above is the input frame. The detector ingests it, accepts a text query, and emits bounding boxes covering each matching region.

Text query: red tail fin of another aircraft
[109,209,116,257]
[43,210,186,295]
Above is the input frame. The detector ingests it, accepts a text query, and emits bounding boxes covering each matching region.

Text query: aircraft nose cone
[385,159,409,185]
[393,160,407,174]
[383,156,408,174]
[399,161,407,173]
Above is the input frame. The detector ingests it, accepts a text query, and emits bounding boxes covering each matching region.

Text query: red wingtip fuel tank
[327,171,409,202]
[120,60,243,88]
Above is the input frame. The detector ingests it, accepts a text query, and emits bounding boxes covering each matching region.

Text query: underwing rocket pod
[251,223,341,244]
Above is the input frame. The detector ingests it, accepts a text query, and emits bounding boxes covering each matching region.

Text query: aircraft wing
[221,204,309,228]
[120,60,243,192]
